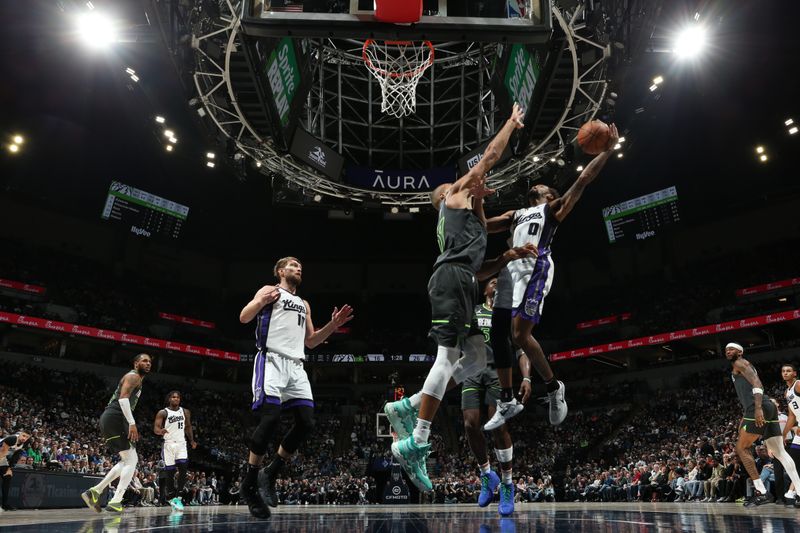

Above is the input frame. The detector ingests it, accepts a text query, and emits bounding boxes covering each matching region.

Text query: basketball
[577,120,611,155]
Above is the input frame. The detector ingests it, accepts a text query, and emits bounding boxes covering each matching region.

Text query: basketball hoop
[363,39,434,118]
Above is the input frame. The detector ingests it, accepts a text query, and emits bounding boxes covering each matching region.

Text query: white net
[362,40,434,118]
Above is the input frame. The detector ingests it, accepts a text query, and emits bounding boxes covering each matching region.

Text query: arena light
[618,137,626,144]
[613,143,622,150]
[8,144,20,153]
[652,75,664,85]
[313,194,322,202]
[790,126,798,135]
[12,135,23,145]
[786,119,795,126]
[167,136,177,144]
[77,12,118,49]
[673,25,708,59]
[164,130,175,138]
[390,206,399,214]
[155,116,166,124]
[255,161,262,168]
[617,152,624,159]
[409,207,420,213]
[130,74,139,83]
[649,84,658,92]
[532,156,540,162]
[206,152,215,159]
[165,144,173,152]
[125,67,135,75]
[576,165,584,172]
[759,154,768,162]
[206,161,215,168]
[756,146,764,154]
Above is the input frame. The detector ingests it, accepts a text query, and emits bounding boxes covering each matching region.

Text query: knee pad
[250,403,281,456]
[421,345,460,400]
[490,307,513,369]
[451,335,487,384]
[282,406,315,454]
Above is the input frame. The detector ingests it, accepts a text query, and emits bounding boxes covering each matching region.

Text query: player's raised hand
[255,285,280,306]
[469,178,496,200]
[605,123,619,151]
[331,304,354,327]
[510,102,525,129]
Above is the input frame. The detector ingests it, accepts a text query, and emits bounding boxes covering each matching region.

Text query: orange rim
[362,39,435,79]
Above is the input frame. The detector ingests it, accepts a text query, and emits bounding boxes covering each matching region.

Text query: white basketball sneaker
[483,398,524,431]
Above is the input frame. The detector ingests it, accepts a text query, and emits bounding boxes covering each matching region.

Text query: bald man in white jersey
[238,256,353,519]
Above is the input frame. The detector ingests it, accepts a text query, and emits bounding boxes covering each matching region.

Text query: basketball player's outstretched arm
[304,300,354,349]
[184,408,197,448]
[239,285,280,323]
[734,358,765,426]
[551,123,619,223]
[119,373,143,442]
[485,209,516,233]
[476,243,538,281]
[447,104,525,208]
[154,409,168,436]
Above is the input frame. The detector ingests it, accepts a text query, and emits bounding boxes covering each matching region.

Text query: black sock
[266,455,286,477]
[245,463,260,485]
[500,388,514,403]
[545,378,559,393]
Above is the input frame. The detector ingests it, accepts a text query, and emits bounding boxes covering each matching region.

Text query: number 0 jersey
[163,407,186,443]
[511,203,559,255]
[255,287,307,360]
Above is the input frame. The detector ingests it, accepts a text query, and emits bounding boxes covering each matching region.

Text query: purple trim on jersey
[251,351,267,410]
[175,459,188,464]
[282,398,315,409]
[791,443,800,450]
[163,465,176,470]
[265,395,281,405]
[512,255,551,324]
[256,305,274,352]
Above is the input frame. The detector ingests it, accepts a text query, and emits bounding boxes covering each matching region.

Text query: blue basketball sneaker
[499,482,515,516]
[384,397,418,440]
[478,470,500,507]
[391,436,432,492]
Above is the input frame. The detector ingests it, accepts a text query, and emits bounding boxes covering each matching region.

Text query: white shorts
[163,440,188,467]
[261,352,314,406]
[508,254,555,324]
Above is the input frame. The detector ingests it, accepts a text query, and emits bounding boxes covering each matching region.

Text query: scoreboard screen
[602,186,680,244]
[101,181,189,239]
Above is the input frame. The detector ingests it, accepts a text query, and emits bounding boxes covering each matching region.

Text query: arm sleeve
[118,398,136,425]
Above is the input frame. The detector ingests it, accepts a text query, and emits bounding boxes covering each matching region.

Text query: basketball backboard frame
[241,0,552,44]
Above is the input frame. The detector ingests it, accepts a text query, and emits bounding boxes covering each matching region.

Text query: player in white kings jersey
[238,256,353,519]
[780,364,800,504]
[154,391,196,511]
[482,123,619,431]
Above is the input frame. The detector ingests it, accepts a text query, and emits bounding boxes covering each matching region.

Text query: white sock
[110,450,137,503]
[501,469,513,484]
[93,462,124,492]
[412,418,431,444]
[753,478,767,495]
[479,462,491,475]
[408,392,423,409]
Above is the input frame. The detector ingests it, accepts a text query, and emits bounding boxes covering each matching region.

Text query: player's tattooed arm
[551,123,618,222]
[485,210,515,234]
[735,358,764,421]
[239,285,280,323]
[154,409,168,436]
[184,408,197,448]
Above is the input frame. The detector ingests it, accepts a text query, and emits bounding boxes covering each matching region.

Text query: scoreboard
[602,186,680,244]
[101,181,189,239]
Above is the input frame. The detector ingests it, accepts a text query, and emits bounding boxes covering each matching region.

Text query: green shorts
[740,400,782,439]
[99,408,133,454]
[461,366,501,410]
[428,263,481,348]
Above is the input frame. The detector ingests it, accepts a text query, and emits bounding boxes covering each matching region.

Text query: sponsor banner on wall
[8,470,109,509]
[0,312,240,362]
[158,312,216,329]
[345,166,456,192]
[736,277,800,297]
[551,309,800,362]
[576,313,632,330]
[0,278,46,295]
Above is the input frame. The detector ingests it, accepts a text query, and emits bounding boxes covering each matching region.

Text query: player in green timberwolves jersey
[82,353,151,514]
[462,278,532,516]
